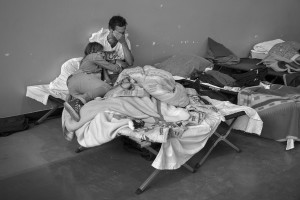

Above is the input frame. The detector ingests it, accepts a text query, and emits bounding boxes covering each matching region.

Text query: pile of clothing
[258,41,300,73]
[251,39,300,73]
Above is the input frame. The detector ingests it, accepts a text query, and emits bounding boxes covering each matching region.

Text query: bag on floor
[0,115,29,137]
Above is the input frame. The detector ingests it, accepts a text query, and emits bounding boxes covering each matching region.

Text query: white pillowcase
[49,57,82,91]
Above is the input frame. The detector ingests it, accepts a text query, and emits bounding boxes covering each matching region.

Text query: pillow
[49,57,82,91]
[205,37,240,65]
[154,54,213,78]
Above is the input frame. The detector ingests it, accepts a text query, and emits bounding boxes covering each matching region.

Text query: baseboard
[0,108,63,135]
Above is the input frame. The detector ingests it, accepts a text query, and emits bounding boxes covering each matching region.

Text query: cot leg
[144,146,158,156]
[195,137,221,168]
[34,105,59,125]
[195,118,242,169]
[144,145,196,172]
[182,163,196,173]
[215,120,241,153]
[222,138,241,152]
[136,169,161,195]
[75,146,88,153]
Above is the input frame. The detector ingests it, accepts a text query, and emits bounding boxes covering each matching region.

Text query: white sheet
[49,57,82,91]
[26,84,68,105]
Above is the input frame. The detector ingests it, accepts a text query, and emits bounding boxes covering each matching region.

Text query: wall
[1,0,300,117]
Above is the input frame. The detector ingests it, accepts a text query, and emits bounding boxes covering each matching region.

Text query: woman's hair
[84,42,104,56]
[108,15,127,30]
[80,42,104,65]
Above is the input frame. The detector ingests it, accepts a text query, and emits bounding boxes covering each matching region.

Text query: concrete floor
[0,117,300,200]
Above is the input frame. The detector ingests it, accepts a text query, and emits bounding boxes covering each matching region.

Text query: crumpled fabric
[283,72,300,87]
[268,41,300,62]
[205,37,240,66]
[259,41,300,73]
[113,65,190,107]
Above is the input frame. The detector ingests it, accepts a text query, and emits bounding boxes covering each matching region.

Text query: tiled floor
[1,117,300,200]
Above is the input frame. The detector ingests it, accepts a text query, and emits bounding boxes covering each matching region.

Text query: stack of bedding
[250,39,284,59]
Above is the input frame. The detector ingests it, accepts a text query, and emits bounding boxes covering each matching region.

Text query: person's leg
[64,73,89,121]
[64,98,84,122]
[84,85,111,101]
[65,73,112,121]
[68,73,111,101]
[77,74,112,101]
[67,73,87,103]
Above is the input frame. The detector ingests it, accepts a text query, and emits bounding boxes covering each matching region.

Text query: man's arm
[118,35,134,66]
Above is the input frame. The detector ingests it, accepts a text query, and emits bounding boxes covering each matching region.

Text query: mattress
[26,84,68,105]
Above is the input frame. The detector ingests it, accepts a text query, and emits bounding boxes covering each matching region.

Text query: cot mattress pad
[26,84,68,105]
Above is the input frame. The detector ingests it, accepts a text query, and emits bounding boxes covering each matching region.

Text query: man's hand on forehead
[113,30,123,40]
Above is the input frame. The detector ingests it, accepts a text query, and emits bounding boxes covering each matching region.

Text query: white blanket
[62,95,262,170]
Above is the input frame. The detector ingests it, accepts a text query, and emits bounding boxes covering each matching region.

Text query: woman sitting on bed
[64,42,123,122]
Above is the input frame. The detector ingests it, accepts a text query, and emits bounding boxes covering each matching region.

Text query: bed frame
[75,112,246,194]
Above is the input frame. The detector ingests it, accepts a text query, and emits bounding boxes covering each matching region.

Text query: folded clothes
[253,39,284,53]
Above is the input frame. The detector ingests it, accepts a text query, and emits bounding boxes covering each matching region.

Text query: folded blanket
[253,39,284,53]
[238,85,300,111]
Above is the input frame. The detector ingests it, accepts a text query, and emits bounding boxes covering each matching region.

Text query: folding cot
[26,83,251,194]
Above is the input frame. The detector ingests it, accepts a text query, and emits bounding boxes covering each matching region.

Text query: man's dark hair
[108,15,127,30]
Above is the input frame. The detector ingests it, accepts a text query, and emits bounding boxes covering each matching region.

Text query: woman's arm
[93,53,122,73]
[116,59,129,69]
